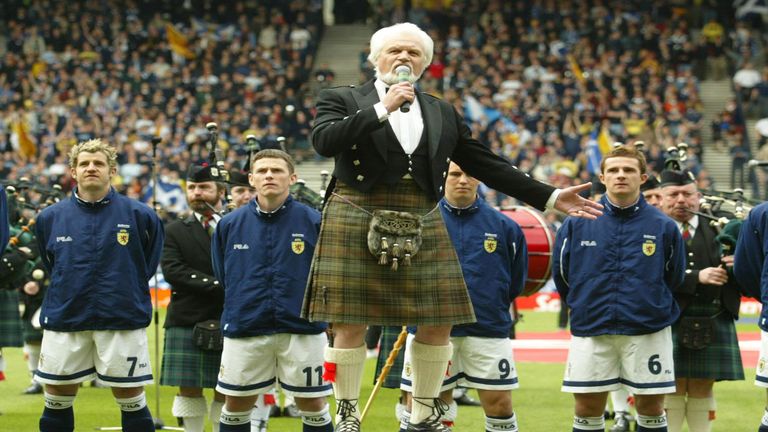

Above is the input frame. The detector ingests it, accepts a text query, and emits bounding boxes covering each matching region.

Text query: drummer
[398,161,528,431]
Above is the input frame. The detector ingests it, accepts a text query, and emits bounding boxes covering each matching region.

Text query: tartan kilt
[22,318,43,343]
[0,290,23,347]
[302,180,475,326]
[160,326,222,388]
[672,300,744,381]
[374,326,407,389]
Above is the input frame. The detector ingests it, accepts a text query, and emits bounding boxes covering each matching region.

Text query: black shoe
[269,404,281,417]
[609,411,632,432]
[23,382,43,394]
[334,399,360,432]
[453,392,481,407]
[283,403,301,418]
[406,419,451,432]
[406,398,451,431]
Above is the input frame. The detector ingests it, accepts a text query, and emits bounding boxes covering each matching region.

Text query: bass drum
[499,206,555,296]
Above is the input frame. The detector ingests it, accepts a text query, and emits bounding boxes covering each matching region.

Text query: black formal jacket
[674,219,741,318]
[312,80,555,209]
[161,214,224,327]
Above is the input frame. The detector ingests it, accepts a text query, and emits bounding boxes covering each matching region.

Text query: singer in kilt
[303,22,602,432]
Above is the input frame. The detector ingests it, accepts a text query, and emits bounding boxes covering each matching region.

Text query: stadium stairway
[699,79,739,192]
[297,24,373,193]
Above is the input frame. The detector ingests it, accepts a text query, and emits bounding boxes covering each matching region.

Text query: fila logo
[56,236,73,242]
[233,244,250,250]
[580,240,597,247]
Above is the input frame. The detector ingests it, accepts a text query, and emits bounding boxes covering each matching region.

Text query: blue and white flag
[142,179,187,214]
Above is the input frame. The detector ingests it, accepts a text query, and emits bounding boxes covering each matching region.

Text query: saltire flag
[142,179,187,214]
[585,128,602,175]
[165,23,195,60]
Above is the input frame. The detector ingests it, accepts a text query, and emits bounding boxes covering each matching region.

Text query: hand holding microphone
[383,65,414,113]
[395,65,412,113]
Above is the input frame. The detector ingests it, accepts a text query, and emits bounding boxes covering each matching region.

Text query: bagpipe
[662,142,757,256]
[0,178,61,287]
[195,123,327,215]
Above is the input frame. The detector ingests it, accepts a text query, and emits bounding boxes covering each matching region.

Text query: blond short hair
[68,139,118,169]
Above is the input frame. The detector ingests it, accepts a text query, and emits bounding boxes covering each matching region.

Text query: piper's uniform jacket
[162,214,223,327]
[554,196,686,337]
[35,189,164,331]
[212,197,325,338]
[312,80,555,208]
[675,219,741,318]
[440,197,527,338]
[735,203,768,331]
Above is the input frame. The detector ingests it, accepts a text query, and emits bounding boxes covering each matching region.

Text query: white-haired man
[303,22,602,432]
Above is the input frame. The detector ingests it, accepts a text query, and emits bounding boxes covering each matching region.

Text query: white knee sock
[636,413,668,429]
[664,395,685,432]
[25,343,41,375]
[486,413,519,432]
[210,399,224,432]
[686,397,715,432]
[611,387,631,413]
[221,408,251,426]
[171,395,207,432]
[324,345,367,422]
[409,341,452,424]
[573,415,605,430]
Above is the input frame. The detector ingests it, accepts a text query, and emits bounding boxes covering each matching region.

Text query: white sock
[210,399,223,432]
[665,395,685,432]
[442,401,457,427]
[611,387,631,413]
[573,415,605,430]
[761,408,768,426]
[44,392,75,410]
[686,397,715,432]
[486,413,519,432]
[221,408,251,425]
[24,343,41,375]
[171,395,207,432]
[400,410,411,431]
[300,403,333,428]
[115,393,147,412]
[409,341,452,424]
[324,345,367,423]
[636,413,668,429]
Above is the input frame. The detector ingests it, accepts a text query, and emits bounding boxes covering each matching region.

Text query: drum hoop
[505,206,555,296]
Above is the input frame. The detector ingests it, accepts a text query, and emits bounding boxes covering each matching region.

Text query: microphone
[395,65,411,113]
[748,159,768,167]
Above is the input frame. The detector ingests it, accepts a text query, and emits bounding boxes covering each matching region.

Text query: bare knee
[295,396,328,412]
[478,390,513,417]
[414,326,451,345]
[332,324,367,348]
[178,387,204,398]
[45,383,80,397]
[574,392,608,418]
[635,394,665,416]
[225,395,258,412]
[111,386,144,399]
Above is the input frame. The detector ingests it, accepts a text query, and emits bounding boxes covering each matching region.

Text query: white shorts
[562,327,675,395]
[754,330,768,388]
[36,329,153,387]
[216,333,332,398]
[400,334,519,392]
